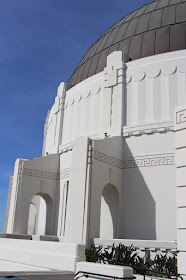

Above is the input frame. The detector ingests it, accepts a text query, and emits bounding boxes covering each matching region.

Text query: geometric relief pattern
[60,169,70,179]
[176,109,186,124]
[95,151,175,169]
[23,168,60,180]
[95,151,124,169]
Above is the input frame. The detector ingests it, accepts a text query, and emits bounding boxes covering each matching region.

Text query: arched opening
[100,184,118,239]
[27,193,52,235]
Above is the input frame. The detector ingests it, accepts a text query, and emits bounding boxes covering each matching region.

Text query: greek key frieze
[95,152,124,168]
[95,151,175,169]
[23,167,70,180]
[176,109,186,124]
[23,168,60,180]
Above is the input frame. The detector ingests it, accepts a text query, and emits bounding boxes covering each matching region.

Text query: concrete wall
[122,131,176,240]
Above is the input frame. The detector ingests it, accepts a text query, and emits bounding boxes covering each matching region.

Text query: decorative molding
[177,64,186,73]
[176,109,186,124]
[123,127,173,137]
[126,64,186,84]
[60,169,70,179]
[59,143,73,154]
[64,85,102,109]
[133,71,146,82]
[23,167,71,180]
[162,65,177,76]
[95,151,124,169]
[95,151,175,169]
[123,154,175,169]
[23,168,60,180]
[123,122,174,137]
[104,66,125,88]
[147,68,161,79]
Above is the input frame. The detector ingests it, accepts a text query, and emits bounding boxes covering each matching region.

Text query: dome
[69,0,186,86]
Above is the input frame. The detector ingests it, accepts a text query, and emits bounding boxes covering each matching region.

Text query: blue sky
[0,0,152,232]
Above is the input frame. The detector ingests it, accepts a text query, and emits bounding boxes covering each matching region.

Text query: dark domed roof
[69,0,186,86]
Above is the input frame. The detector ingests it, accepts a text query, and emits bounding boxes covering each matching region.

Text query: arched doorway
[27,193,52,235]
[100,184,118,239]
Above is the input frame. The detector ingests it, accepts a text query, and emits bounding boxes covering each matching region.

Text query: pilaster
[63,137,91,244]
[43,82,71,156]
[103,51,129,136]
[6,159,24,233]
[174,104,186,278]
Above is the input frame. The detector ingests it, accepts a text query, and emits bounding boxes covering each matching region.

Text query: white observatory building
[1,0,186,277]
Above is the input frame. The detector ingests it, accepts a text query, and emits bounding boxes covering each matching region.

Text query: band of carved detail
[60,169,70,179]
[95,151,175,169]
[176,109,186,124]
[23,168,60,180]
[23,168,70,180]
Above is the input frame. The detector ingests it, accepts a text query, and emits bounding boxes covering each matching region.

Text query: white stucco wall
[122,131,176,240]
[89,137,124,240]
[62,72,104,145]
[6,154,60,235]
[89,133,176,241]
[125,50,186,127]
[42,50,186,150]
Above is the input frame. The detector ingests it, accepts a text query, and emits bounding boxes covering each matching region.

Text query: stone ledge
[32,235,59,242]
[0,233,32,240]
[75,261,133,279]
[123,121,173,138]
[91,238,177,250]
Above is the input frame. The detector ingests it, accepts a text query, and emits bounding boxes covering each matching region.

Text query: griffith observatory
[1,0,186,278]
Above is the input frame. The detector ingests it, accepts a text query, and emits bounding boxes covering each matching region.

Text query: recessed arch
[27,192,52,235]
[100,184,118,239]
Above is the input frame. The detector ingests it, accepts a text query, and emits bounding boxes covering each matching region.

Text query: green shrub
[86,246,104,263]
[85,243,177,278]
[148,253,177,277]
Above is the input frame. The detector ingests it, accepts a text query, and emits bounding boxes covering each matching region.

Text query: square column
[103,51,129,136]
